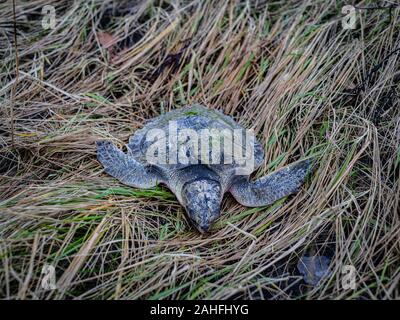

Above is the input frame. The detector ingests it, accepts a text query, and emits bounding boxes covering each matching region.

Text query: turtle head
[182,179,222,233]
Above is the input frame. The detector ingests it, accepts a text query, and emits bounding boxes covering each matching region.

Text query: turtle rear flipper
[230,159,312,207]
[96,140,160,188]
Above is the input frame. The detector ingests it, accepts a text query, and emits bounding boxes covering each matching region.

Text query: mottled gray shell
[96,104,312,233]
[128,104,265,174]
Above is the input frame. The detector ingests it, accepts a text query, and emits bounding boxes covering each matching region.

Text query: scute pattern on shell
[128,104,265,173]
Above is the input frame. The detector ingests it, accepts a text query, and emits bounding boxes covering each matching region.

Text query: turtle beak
[195,223,210,234]
[184,199,219,233]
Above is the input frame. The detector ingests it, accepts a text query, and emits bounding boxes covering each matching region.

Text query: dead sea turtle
[96,104,312,233]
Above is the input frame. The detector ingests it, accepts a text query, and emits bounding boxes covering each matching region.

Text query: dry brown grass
[0,0,399,299]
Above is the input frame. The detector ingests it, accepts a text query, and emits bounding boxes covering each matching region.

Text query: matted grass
[0,0,399,299]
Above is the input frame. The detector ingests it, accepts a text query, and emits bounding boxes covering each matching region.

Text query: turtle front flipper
[229,159,312,207]
[96,140,160,188]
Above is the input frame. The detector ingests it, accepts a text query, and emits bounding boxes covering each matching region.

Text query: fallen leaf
[97,31,118,49]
